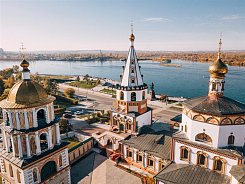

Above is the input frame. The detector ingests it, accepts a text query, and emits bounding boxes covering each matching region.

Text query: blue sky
[0,0,244,51]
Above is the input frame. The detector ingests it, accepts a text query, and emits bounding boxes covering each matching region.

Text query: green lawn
[63,137,81,150]
[100,88,116,95]
[69,80,98,89]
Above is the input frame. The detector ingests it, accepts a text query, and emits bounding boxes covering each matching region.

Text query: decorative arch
[41,161,57,182]
[195,133,212,144]
[33,168,38,182]
[120,91,124,100]
[131,92,136,101]
[193,115,205,122]
[196,151,208,167]
[234,117,245,124]
[206,117,219,124]
[180,146,190,161]
[221,118,232,125]
[37,108,47,127]
[213,156,226,174]
[40,132,49,152]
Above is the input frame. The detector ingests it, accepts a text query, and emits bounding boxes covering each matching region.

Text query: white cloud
[221,14,245,20]
[142,17,169,23]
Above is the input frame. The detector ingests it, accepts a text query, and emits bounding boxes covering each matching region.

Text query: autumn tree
[64,88,75,98]
[4,76,15,88]
[43,79,58,95]
[0,77,5,96]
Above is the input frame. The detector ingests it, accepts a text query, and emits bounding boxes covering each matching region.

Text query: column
[55,123,61,145]
[46,105,51,123]
[51,102,55,121]
[35,132,41,155]
[24,111,29,129]
[123,145,127,159]
[155,157,160,173]
[3,131,9,151]
[11,135,16,157]
[8,111,13,128]
[48,127,53,149]
[17,135,23,158]
[15,112,20,130]
[133,148,137,162]
[25,134,31,157]
[144,152,148,168]
[32,108,38,127]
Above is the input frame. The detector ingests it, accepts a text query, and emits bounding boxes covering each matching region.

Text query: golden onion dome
[209,58,228,78]
[129,33,135,42]
[0,80,55,109]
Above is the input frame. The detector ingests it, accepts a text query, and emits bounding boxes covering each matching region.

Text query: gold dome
[129,33,135,42]
[209,58,228,78]
[0,80,55,109]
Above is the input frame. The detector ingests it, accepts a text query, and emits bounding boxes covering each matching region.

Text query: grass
[100,88,116,95]
[63,137,81,150]
[69,80,98,89]
[41,75,72,79]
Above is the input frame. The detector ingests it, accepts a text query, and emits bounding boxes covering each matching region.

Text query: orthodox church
[155,39,245,184]
[92,29,152,155]
[0,59,71,183]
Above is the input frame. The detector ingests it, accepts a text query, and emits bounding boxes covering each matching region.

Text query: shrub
[64,88,75,98]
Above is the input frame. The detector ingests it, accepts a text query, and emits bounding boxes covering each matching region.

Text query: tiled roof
[183,96,245,116]
[230,165,245,183]
[121,130,172,159]
[154,163,230,184]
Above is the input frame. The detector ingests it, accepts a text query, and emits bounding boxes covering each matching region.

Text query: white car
[74,110,84,115]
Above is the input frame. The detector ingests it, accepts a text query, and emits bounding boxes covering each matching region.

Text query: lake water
[0,60,244,103]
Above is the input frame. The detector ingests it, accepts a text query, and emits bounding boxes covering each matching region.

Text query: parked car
[74,110,84,115]
[63,113,73,118]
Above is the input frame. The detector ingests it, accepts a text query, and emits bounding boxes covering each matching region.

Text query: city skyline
[0,0,245,51]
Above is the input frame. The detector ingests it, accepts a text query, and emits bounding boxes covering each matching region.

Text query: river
[0,60,244,103]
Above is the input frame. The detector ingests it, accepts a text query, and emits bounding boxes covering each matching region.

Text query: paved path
[71,152,142,184]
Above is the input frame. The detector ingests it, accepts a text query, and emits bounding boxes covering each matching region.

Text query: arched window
[120,91,124,100]
[142,91,145,100]
[213,157,225,173]
[59,155,63,167]
[197,154,206,166]
[17,170,21,183]
[33,168,38,182]
[180,146,190,161]
[228,134,235,145]
[195,133,212,144]
[40,133,48,152]
[37,109,46,127]
[131,92,136,101]
[131,68,134,73]
[41,161,57,182]
[9,164,13,177]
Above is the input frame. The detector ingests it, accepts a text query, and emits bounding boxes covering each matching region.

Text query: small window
[17,170,21,183]
[131,78,135,83]
[214,159,224,172]
[180,147,189,160]
[142,91,145,100]
[148,158,154,167]
[185,125,187,132]
[127,149,132,158]
[120,91,124,100]
[9,164,13,177]
[131,68,135,73]
[131,92,136,101]
[197,154,206,166]
[137,154,143,162]
[228,134,235,145]
[33,168,38,182]
[59,155,63,167]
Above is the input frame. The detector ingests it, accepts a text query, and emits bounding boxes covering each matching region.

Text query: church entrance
[41,161,57,182]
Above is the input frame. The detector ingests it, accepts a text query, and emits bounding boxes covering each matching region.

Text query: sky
[0,0,245,51]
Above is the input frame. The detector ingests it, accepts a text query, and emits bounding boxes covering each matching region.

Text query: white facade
[181,113,245,148]
[136,111,152,128]
[174,141,239,176]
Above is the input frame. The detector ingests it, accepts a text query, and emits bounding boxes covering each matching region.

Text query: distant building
[155,39,245,184]
[93,30,152,157]
[0,59,71,184]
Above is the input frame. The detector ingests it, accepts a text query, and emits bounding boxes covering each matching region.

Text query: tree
[0,77,5,96]
[64,88,75,98]
[84,74,89,81]
[0,68,13,79]
[59,118,72,134]
[4,76,15,88]
[43,79,58,95]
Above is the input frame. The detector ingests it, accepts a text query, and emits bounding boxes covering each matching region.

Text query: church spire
[120,27,144,87]
[208,36,228,98]
[19,43,31,80]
